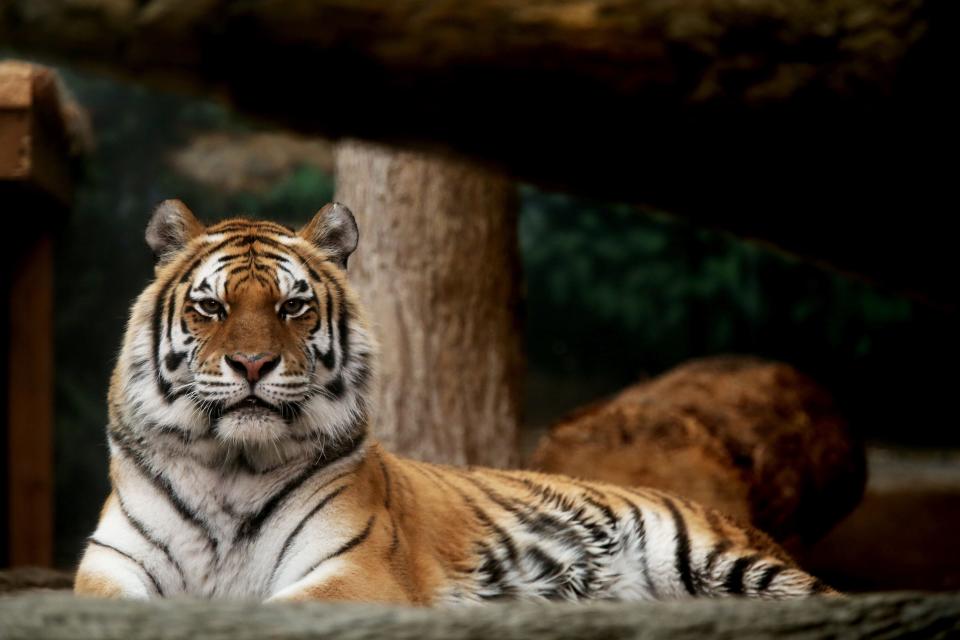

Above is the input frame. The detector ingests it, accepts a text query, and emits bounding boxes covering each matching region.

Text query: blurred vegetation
[47,67,955,567]
[521,191,909,391]
[518,191,957,445]
[521,192,910,377]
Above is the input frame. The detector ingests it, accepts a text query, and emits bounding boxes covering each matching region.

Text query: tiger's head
[109,200,374,468]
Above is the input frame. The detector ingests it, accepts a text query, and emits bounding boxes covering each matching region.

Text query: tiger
[74,200,835,603]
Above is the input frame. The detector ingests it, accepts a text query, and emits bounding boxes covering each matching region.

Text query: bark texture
[335,139,522,467]
[529,356,865,549]
[0,591,958,640]
[0,0,954,304]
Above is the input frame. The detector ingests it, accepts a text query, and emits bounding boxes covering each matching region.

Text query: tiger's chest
[115,455,356,599]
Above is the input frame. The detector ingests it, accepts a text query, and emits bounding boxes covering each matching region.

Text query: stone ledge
[0,588,957,640]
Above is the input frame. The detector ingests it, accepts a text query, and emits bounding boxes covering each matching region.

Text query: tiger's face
[111,200,373,464]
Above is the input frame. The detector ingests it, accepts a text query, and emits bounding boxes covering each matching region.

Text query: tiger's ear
[298,202,359,269]
[145,200,204,264]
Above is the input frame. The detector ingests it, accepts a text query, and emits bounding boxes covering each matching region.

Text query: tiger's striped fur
[74,201,834,603]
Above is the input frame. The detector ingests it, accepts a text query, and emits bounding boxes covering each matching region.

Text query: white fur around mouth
[223,396,278,415]
[215,407,290,448]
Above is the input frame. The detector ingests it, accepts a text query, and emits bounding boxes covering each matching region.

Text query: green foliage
[519,186,914,384]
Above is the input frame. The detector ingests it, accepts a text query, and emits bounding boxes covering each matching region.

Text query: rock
[0,567,73,595]
[1,590,958,639]
[169,132,333,194]
[528,356,866,547]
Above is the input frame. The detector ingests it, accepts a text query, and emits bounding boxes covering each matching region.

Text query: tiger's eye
[282,299,305,315]
[199,299,224,315]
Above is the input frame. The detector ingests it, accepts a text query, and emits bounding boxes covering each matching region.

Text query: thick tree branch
[0,0,954,304]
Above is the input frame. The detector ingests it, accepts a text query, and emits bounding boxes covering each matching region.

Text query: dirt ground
[801,448,960,592]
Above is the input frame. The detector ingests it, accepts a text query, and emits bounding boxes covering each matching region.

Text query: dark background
[43,65,958,569]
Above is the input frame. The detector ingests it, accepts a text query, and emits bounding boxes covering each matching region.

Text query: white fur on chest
[98,447,361,599]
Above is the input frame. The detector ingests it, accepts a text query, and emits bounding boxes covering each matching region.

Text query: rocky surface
[1,590,958,639]
[169,132,332,194]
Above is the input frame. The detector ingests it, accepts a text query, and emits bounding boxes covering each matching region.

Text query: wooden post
[335,140,523,468]
[0,61,81,567]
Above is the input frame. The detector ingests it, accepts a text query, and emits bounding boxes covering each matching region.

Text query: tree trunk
[334,139,522,467]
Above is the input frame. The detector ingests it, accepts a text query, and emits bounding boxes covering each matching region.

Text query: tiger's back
[74,202,832,604]
[374,451,829,603]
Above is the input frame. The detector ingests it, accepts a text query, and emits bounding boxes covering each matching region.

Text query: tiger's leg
[266,556,411,604]
[617,489,837,599]
[74,541,156,599]
[681,500,839,599]
[73,493,165,599]
[695,542,837,599]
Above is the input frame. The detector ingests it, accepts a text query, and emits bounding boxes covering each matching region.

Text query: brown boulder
[528,356,865,548]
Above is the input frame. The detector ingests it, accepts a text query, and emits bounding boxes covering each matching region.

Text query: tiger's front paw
[74,570,151,599]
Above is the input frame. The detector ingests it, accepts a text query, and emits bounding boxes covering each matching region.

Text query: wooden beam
[0,0,954,304]
[0,61,82,567]
[5,235,53,567]
[0,61,77,205]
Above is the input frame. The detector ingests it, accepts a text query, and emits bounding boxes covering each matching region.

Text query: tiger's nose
[225,352,279,383]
